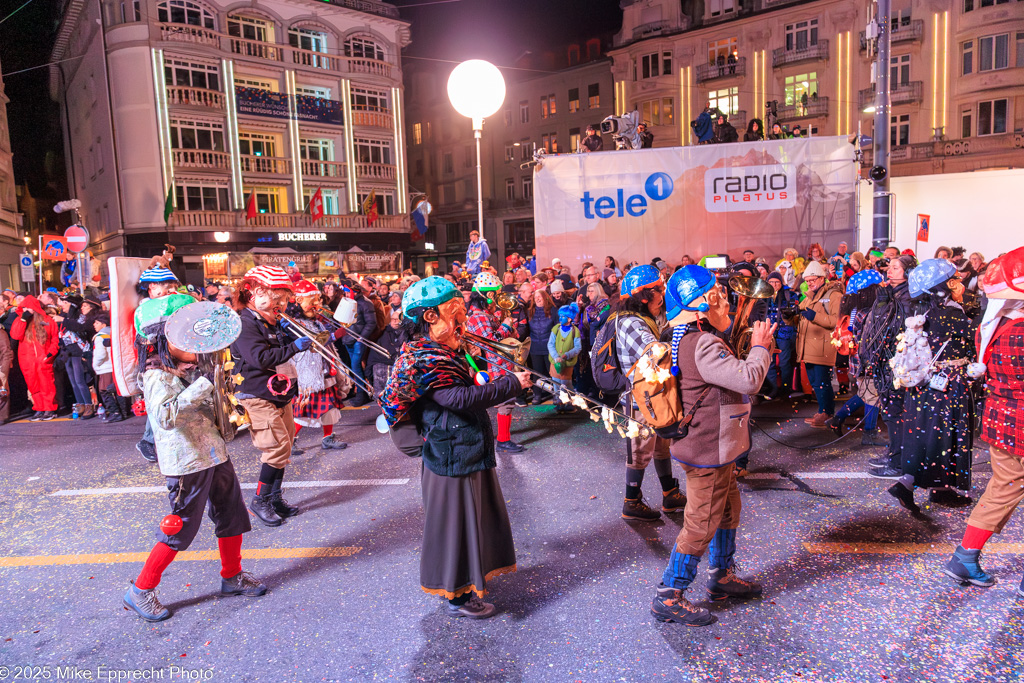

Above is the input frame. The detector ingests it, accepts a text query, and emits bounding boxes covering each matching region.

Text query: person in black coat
[744,118,765,142]
[367,307,410,393]
[713,114,739,144]
[53,294,98,419]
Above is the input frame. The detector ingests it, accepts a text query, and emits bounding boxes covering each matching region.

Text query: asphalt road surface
[0,396,1021,682]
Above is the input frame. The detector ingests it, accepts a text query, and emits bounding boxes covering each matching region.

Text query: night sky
[0,0,624,195]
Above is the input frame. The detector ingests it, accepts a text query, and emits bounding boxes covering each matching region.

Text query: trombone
[314,313,392,360]
[462,332,652,438]
[277,310,377,397]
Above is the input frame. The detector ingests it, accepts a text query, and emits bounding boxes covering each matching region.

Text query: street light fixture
[447,60,506,251]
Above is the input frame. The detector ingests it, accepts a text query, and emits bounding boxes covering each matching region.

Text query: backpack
[628,339,712,440]
[590,314,631,399]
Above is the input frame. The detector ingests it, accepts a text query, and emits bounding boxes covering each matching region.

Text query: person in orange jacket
[10,295,60,421]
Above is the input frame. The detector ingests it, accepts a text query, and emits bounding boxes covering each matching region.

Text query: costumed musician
[230,265,312,528]
[287,280,352,452]
[123,295,265,623]
[612,265,687,521]
[380,277,531,619]
[651,265,775,627]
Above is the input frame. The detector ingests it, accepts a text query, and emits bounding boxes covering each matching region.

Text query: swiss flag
[245,190,257,221]
[309,187,324,223]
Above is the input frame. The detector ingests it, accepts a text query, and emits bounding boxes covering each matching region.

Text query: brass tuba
[728,275,776,359]
[493,291,519,311]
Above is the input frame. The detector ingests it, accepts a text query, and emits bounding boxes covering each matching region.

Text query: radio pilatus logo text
[704,164,796,212]
[580,172,674,219]
[711,172,788,204]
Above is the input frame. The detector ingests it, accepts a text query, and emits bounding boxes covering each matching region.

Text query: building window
[641,53,660,79]
[890,55,910,86]
[540,133,558,154]
[784,73,818,112]
[568,88,580,113]
[708,87,738,117]
[504,144,515,162]
[234,76,276,91]
[164,58,219,91]
[358,191,394,215]
[890,8,912,30]
[354,137,392,164]
[978,34,1010,71]
[120,0,141,22]
[175,182,230,211]
[964,0,1010,12]
[446,220,476,244]
[708,37,738,65]
[588,83,600,108]
[540,93,556,118]
[299,137,333,161]
[503,107,512,127]
[520,139,531,161]
[505,178,515,200]
[303,188,340,215]
[345,36,385,61]
[464,145,473,168]
[890,114,910,146]
[638,98,674,126]
[522,177,532,201]
[238,131,276,157]
[961,108,972,138]
[962,40,973,75]
[295,85,331,99]
[169,119,225,150]
[157,0,215,29]
[442,152,454,174]
[227,14,272,42]
[243,187,282,213]
[1017,32,1024,67]
[351,86,389,113]
[978,99,1008,135]
[412,123,422,145]
[569,127,580,152]
[519,100,529,124]
[708,0,735,17]
[414,158,423,176]
[785,19,819,51]
[289,27,328,65]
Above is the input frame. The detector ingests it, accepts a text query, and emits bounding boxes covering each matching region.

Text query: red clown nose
[159,514,183,535]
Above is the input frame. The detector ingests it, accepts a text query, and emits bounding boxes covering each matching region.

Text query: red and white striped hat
[293,279,319,297]
[244,265,294,291]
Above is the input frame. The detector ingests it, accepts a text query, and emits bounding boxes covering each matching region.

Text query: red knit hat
[982,246,1024,299]
[293,279,319,297]
[244,265,294,290]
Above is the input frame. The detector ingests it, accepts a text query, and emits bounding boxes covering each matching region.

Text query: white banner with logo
[534,136,857,269]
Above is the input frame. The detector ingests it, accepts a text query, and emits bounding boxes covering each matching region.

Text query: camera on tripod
[600,111,642,150]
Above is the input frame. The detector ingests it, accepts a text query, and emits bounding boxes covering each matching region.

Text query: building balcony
[857,81,924,111]
[354,162,396,180]
[318,0,399,20]
[349,58,394,79]
[166,86,224,109]
[772,40,829,68]
[159,22,220,47]
[776,97,829,120]
[172,149,231,170]
[300,159,347,179]
[239,155,292,174]
[168,210,410,232]
[860,19,925,51]
[229,36,282,61]
[696,57,746,84]
[351,107,394,129]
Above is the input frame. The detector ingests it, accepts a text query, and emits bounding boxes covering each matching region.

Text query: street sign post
[64,224,90,296]
[19,254,35,293]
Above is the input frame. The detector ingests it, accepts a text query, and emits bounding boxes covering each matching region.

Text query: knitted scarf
[380,338,473,427]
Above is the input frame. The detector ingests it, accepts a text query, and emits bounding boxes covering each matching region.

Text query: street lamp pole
[871,0,892,251]
[474,120,484,243]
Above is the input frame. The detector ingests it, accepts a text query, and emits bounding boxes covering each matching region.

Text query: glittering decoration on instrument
[159,514,183,535]
[165,301,242,354]
[267,373,292,396]
[558,389,572,404]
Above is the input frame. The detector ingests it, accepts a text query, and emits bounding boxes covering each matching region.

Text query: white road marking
[49,478,410,496]
[743,471,877,480]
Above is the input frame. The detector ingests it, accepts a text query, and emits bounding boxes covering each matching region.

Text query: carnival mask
[425,297,467,350]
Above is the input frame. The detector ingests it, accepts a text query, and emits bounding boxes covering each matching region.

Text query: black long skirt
[900,370,974,491]
[420,465,517,600]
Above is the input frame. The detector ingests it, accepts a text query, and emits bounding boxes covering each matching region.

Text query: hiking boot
[826,415,845,437]
[270,490,300,519]
[321,435,348,450]
[929,489,973,507]
[804,412,829,428]
[348,392,371,408]
[122,582,171,622]
[887,482,919,513]
[622,495,661,521]
[221,570,267,597]
[861,431,888,447]
[249,494,284,527]
[650,586,716,626]
[707,566,763,602]
[496,440,525,454]
[136,440,158,463]
[71,403,82,419]
[943,545,996,587]
[447,595,496,619]
[80,404,96,420]
[868,466,902,479]
[662,484,687,513]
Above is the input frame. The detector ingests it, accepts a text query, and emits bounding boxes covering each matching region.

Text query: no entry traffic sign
[64,224,89,253]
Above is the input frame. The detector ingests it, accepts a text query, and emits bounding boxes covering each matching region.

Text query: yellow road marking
[803,542,1024,554]
[0,546,362,568]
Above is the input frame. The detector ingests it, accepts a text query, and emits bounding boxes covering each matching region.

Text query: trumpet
[315,313,392,360]
[728,276,776,360]
[461,332,651,438]
[278,310,376,397]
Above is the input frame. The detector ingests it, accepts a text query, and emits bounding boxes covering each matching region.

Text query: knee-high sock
[497,413,512,442]
[270,466,286,495]
[136,542,177,590]
[626,467,644,500]
[708,528,737,570]
[256,463,278,496]
[218,535,244,579]
[864,404,880,432]
[654,458,675,491]
[961,525,994,551]
[662,548,701,590]
[322,424,333,437]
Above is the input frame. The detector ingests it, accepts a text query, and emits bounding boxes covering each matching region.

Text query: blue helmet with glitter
[665,265,716,322]
[909,258,957,299]
[619,265,661,299]
[846,268,884,294]
[401,276,459,322]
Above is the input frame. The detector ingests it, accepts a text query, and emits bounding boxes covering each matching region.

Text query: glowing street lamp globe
[447,60,506,126]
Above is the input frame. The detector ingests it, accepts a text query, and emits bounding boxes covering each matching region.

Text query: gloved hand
[331,327,346,341]
[801,309,816,321]
[20,309,33,322]
[293,336,312,352]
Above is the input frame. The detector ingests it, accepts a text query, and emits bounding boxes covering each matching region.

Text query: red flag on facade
[245,191,257,221]
[309,187,324,223]
[362,190,378,227]
[916,214,930,243]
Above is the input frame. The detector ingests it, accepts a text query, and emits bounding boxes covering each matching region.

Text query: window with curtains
[978,34,1009,71]
[890,55,911,86]
[175,182,230,211]
[345,36,385,61]
[977,99,1007,135]
[505,178,515,200]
